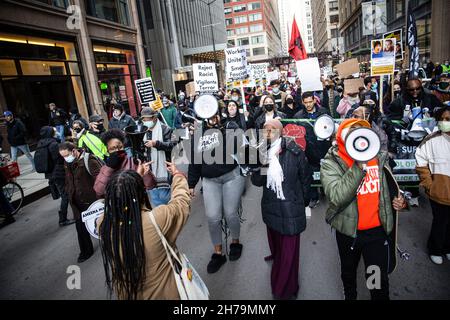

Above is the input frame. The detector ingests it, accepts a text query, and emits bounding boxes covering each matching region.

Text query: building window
[329,1,338,10]
[224,8,232,14]
[85,0,130,26]
[227,29,235,36]
[248,2,261,11]
[235,27,249,35]
[234,15,247,24]
[237,37,250,46]
[227,39,235,46]
[233,5,246,13]
[249,24,263,33]
[248,13,262,22]
[225,18,233,26]
[252,47,265,56]
[35,0,69,8]
[251,35,264,44]
[330,15,339,24]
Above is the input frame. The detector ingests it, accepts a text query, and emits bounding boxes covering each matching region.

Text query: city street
[1,180,449,300]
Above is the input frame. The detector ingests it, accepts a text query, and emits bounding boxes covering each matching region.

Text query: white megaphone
[194,94,219,119]
[408,118,428,140]
[314,115,338,140]
[345,128,381,162]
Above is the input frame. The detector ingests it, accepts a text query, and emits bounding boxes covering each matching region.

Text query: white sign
[81,200,105,239]
[249,63,268,81]
[192,63,218,93]
[296,58,323,92]
[225,47,249,81]
[362,0,387,36]
[266,70,280,84]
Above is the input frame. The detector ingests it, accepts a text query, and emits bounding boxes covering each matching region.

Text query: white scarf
[150,120,168,183]
[266,138,285,200]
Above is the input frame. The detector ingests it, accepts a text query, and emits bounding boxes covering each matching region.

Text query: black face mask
[286,99,294,105]
[439,82,450,90]
[264,105,274,112]
[394,90,401,98]
[97,124,104,132]
[73,128,82,134]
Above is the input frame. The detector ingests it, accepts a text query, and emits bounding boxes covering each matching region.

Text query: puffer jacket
[320,147,397,238]
[37,126,66,181]
[6,119,27,147]
[251,138,312,235]
[415,131,450,206]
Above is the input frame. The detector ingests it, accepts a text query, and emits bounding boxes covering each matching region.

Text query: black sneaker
[0,216,15,228]
[207,253,226,274]
[59,219,76,227]
[229,243,243,261]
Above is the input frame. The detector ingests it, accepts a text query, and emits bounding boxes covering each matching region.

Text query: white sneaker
[409,197,419,207]
[430,255,443,265]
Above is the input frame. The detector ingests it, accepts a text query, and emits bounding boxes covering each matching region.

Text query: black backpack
[34,143,55,174]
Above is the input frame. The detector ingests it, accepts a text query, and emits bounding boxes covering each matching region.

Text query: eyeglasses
[407,87,422,92]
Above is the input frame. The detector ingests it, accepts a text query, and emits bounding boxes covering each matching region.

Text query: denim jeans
[53,179,69,221]
[148,187,171,208]
[202,167,245,246]
[11,145,35,170]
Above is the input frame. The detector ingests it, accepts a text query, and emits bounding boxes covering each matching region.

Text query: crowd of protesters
[0,61,449,301]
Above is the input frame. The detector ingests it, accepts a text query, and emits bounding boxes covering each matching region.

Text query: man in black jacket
[68,108,89,130]
[36,126,75,226]
[4,111,35,171]
[387,78,443,120]
[294,92,331,208]
[141,106,177,207]
[49,103,68,142]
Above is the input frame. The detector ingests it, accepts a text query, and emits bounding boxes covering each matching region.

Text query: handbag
[148,211,209,300]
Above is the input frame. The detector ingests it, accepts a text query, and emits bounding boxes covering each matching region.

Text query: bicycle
[1,154,24,215]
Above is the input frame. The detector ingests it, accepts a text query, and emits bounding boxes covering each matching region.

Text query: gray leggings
[202,167,245,246]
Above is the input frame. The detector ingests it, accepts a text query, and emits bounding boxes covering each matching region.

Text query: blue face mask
[372,83,378,90]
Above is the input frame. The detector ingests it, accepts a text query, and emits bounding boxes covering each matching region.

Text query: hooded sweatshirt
[336,119,381,231]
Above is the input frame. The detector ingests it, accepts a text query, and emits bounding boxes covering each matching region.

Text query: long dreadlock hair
[99,170,151,300]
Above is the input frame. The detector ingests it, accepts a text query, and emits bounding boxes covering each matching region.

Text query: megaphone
[345,127,381,162]
[314,115,338,140]
[194,94,219,120]
[408,118,428,140]
[124,125,149,161]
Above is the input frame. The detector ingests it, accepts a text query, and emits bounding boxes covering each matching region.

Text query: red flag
[289,17,307,61]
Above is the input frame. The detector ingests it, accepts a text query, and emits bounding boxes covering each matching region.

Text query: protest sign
[185,81,196,97]
[383,29,403,61]
[296,58,323,92]
[135,77,157,105]
[335,58,360,78]
[371,38,396,76]
[193,63,218,93]
[225,47,249,81]
[249,63,268,81]
[344,78,365,94]
[266,70,279,84]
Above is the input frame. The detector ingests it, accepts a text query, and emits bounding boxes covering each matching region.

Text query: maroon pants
[267,226,300,299]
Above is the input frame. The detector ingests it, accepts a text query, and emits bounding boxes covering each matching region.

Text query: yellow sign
[151,95,163,111]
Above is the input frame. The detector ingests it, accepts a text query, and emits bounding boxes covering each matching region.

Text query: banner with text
[135,77,157,105]
[225,47,249,81]
[371,38,396,76]
[193,63,218,93]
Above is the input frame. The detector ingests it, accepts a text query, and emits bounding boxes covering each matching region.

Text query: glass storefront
[94,45,140,118]
[0,32,88,144]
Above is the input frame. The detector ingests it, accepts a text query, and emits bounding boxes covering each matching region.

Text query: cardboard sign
[185,81,196,97]
[193,63,218,93]
[371,38,396,76]
[335,59,360,78]
[384,29,403,61]
[344,78,365,94]
[135,77,157,105]
[296,58,323,92]
[225,47,249,81]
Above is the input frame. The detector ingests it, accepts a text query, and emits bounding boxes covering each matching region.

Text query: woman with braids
[98,162,191,300]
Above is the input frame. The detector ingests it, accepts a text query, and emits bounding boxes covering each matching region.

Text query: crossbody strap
[84,133,104,156]
[147,211,182,266]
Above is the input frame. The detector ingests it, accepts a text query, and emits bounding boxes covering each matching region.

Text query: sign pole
[240,81,248,121]
[379,76,384,114]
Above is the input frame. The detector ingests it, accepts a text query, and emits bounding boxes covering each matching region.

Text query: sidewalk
[4,151,48,205]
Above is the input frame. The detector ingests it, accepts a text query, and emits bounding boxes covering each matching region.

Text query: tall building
[137,0,227,94]
[0,0,146,146]
[224,0,282,62]
[278,0,315,56]
[338,0,449,63]
[311,0,343,65]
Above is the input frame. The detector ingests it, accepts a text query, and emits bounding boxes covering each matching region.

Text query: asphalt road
[0,179,449,300]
